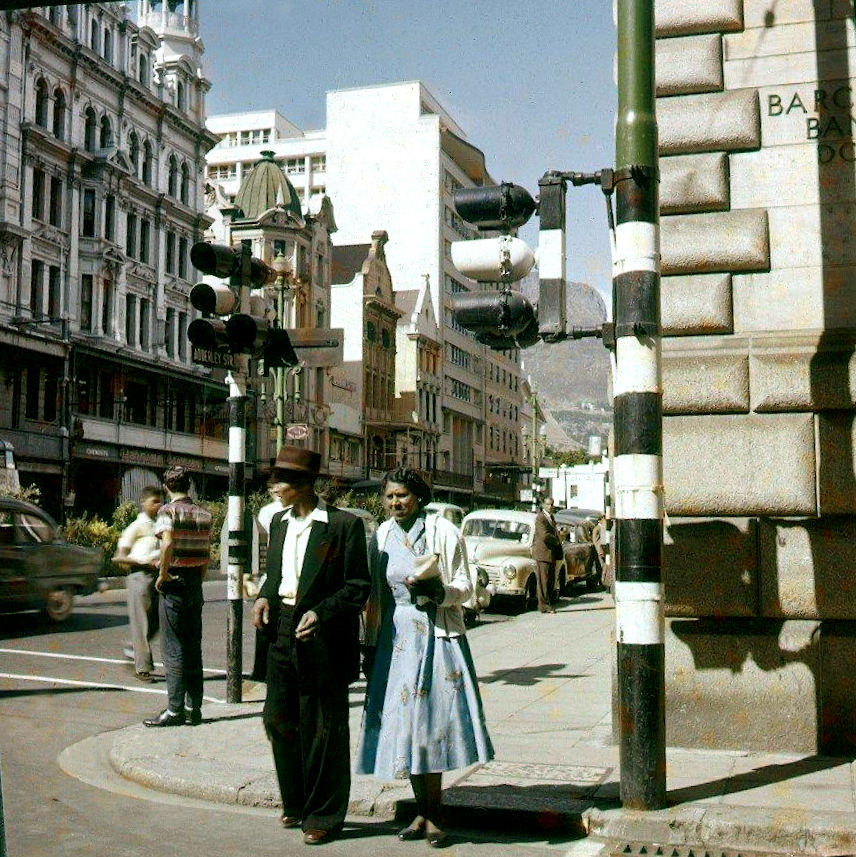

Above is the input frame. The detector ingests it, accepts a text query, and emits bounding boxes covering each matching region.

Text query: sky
[197,0,617,304]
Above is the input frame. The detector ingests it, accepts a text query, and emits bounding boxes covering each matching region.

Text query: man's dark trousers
[535,560,555,611]
[263,606,350,833]
[159,573,204,713]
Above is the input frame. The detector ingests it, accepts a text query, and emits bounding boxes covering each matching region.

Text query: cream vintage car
[461,509,566,612]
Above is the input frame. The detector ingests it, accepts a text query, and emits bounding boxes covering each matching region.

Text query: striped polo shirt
[154,496,213,569]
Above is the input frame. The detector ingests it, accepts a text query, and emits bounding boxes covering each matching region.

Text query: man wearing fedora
[253,445,370,846]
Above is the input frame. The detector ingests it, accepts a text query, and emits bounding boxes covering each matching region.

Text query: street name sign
[191,346,237,369]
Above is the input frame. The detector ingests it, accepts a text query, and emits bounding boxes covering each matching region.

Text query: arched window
[103,28,112,64]
[180,162,190,205]
[142,141,153,185]
[138,54,149,87]
[52,88,65,139]
[89,19,99,53]
[99,115,111,149]
[34,79,49,128]
[167,155,178,197]
[176,80,185,111]
[83,107,97,152]
[129,131,139,173]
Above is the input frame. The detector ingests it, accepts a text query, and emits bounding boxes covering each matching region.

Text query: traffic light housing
[449,174,605,351]
[188,242,298,370]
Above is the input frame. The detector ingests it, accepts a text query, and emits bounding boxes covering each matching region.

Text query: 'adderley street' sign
[286,423,309,440]
[192,346,237,369]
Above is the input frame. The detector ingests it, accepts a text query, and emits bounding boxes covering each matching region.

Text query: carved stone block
[663,413,816,515]
[657,34,724,96]
[655,0,744,37]
[660,152,729,214]
[664,517,759,617]
[661,273,733,336]
[661,209,770,276]
[663,339,749,413]
[758,517,856,620]
[659,90,760,155]
[817,413,856,515]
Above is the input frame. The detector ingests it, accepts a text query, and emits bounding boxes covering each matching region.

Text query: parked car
[553,507,603,591]
[339,506,378,550]
[424,502,465,528]
[0,498,103,621]
[461,509,565,612]
[424,503,489,624]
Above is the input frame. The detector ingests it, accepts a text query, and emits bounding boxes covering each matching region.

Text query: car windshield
[462,518,531,542]
[17,512,54,544]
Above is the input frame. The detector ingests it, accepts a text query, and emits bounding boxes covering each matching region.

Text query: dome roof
[233,151,302,221]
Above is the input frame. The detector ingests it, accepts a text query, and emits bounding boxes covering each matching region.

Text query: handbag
[411,551,441,581]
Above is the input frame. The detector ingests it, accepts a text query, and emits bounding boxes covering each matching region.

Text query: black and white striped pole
[225,366,247,704]
[612,0,665,809]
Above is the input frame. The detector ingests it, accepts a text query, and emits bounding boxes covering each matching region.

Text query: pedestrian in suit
[531,496,562,613]
[252,446,370,846]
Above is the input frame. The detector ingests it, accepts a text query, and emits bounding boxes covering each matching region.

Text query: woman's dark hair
[381,466,433,507]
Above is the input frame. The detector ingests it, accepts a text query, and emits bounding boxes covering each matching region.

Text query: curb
[585,804,856,856]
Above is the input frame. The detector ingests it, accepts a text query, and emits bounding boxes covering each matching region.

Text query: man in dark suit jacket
[531,496,562,613]
[252,446,370,846]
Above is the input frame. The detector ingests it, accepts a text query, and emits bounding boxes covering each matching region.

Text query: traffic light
[450,174,606,351]
[188,242,298,371]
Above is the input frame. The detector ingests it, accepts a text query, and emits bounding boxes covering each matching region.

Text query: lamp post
[271,250,291,453]
[522,398,547,510]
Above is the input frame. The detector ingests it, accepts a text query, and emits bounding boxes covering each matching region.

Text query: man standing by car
[113,486,163,682]
[143,465,212,728]
[531,496,562,613]
[252,445,370,845]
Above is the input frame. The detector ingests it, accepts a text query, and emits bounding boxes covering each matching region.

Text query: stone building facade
[654,0,856,753]
[0,3,221,521]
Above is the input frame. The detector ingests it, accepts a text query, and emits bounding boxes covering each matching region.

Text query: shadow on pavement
[479,663,588,686]
[664,754,856,806]
[0,686,126,700]
[0,610,128,640]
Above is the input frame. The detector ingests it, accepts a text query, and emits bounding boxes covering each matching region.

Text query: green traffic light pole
[613,0,665,809]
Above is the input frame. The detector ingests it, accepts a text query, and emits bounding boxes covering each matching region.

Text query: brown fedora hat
[271,445,321,477]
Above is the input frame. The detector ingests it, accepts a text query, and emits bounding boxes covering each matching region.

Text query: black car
[0,498,103,621]
[553,507,604,591]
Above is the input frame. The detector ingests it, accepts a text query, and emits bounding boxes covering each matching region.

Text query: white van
[423,502,465,529]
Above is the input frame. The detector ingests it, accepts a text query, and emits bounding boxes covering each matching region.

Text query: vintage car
[0,497,103,621]
[424,502,466,528]
[553,507,604,591]
[461,508,566,611]
[339,506,379,550]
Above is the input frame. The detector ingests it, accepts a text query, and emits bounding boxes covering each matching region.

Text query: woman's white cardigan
[363,513,472,643]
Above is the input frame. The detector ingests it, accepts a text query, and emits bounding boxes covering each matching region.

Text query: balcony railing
[432,468,473,490]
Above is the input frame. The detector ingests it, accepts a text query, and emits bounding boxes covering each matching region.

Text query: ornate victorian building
[0,2,220,519]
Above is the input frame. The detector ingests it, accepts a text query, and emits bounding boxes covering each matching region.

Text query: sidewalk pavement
[83,592,856,856]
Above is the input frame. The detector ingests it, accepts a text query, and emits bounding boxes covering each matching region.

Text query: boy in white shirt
[113,486,163,681]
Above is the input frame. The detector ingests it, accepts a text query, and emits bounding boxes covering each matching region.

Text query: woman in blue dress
[357,467,493,847]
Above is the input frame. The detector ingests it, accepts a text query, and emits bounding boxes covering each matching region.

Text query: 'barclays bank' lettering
[768,86,856,162]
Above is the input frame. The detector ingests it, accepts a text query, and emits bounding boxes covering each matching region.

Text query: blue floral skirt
[356,601,494,779]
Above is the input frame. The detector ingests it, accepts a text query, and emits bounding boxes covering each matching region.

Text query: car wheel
[44,586,75,622]
[523,575,538,612]
[463,607,478,628]
[558,568,567,597]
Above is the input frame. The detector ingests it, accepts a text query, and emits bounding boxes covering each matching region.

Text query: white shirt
[118,512,160,564]
[278,501,329,604]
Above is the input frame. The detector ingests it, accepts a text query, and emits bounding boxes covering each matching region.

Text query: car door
[14,508,67,600]
[0,506,29,607]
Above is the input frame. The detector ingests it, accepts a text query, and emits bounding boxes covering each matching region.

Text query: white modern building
[205,81,527,503]
[541,459,609,513]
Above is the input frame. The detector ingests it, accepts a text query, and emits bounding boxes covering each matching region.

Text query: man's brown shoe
[280,815,301,829]
[303,829,333,845]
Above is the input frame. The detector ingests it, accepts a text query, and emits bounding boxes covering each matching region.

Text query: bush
[112,500,139,533]
[0,483,42,505]
[336,490,384,523]
[61,514,118,574]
